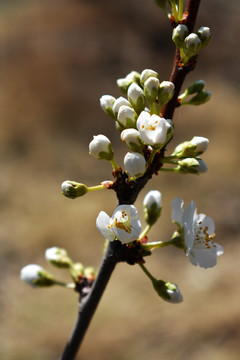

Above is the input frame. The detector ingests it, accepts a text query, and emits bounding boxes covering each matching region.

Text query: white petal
[171,197,184,226]
[182,201,196,253]
[96,211,116,241]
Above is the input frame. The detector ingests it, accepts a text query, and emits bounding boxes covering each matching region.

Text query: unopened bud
[127,83,146,114]
[117,105,137,128]
[84,267,96,280]
[20,264,56,287]
[89,134,114,160]
[143,190,162,226]
[177,158,208,174]
[172,24,188,48]
[121,128,144,153]
[183,80,205,96]
[45,247,72,268]
[197,26,211,48]
[158,81,175,105]
[183,33,201,57]
[124,152,147,178]
[112,96,131,117]
[144,77,160,102]
[182,90,211,105]
[100,95,116,117]
[152,279,183,304]
[140,69,159,85]
[172,136,209,157]
[70,262,84,281]
[61,181,88,199]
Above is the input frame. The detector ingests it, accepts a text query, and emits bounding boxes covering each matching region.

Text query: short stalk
[88,184,105,192]
[54,281,75,289]
[141,238,177,251]
[110,158,119,172]
[148,148,159,164]
[139,224,152,239]
[178,0,184,21]
[138,262,155,282]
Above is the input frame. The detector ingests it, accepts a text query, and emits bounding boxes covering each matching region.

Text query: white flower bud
[197,26,211,47]
[178,158,208,174]
[172,24,188,48]
[144,77,160,102]
[89,135,114,160]
[124,152,146,178]
[158,81,175,105]
[121,128,143,153]
[117,105,137,128]
[172,136,209,157]
[140,69,159,85]
[143,190,162,226]
[20,264,56,287]
[112,96,131,116]
[45,247,72,268]
[127,83,146,114]
[100,95,116,117]
[183,33,201,57]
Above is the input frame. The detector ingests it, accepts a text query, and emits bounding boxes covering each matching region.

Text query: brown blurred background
[0,1,239,359]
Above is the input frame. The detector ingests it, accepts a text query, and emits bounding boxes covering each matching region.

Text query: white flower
[124,152,146,178]
[96,204,141,244]
[171,198,223,268]
[89,134,114,160]
[136,110,171,147]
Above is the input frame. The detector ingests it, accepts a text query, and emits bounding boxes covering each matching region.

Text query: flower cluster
[172,24,211,64]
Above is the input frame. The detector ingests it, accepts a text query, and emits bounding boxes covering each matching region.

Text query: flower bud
[116,78,133,94]
[100,95,116,118]
[158,81,175,105]
[143,190,162,226]
[172,24,188,48]
[89,134,114,160]
[124,152,147,178]
[172,136,209,157]
[177,158,208,174]
[197,26,211,48]
[61,181,88,199]
[112,96,131,117]
[127,83,146,114]
[140,69,159,85]
[183,33,201,57]
[182,80,205,96]
[121,128,144,153]
[182,90,211,105]
[144,77,160,102]
[152,279,183,304]
[126,70,141,82]
[84,267,96,280]
[117,105,137,128]
[20,264,56,287]
[45,247,72,268]
[70,262,84,281]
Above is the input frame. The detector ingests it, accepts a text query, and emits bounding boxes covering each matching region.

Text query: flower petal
[96,211,116,241]
[171,197,184,226]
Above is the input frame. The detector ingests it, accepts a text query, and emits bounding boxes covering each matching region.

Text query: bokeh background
[0,1,239,359]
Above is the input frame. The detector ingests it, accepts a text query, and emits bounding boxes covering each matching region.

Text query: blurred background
[0,0,239,359]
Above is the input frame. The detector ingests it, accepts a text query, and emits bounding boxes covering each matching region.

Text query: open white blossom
[171,197,223,268]
[136,111,171,147]
[96,204,141,244]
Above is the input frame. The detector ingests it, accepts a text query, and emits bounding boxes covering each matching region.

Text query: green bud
[183,80,205,96]
[152,279,183,303]
[70,262,85,281]
[172,136,209,157]
[182,90,211,106]
[84,267,96,280]
[61,181,88,199]
[158,81,175,106]
[197,26,211,48]
[177,158,208,174]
